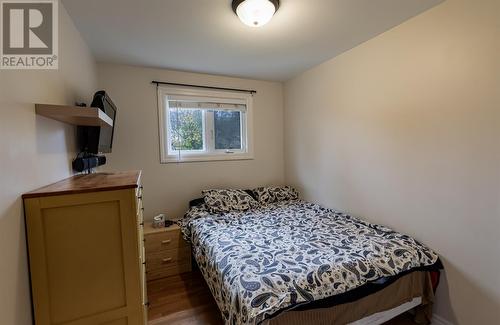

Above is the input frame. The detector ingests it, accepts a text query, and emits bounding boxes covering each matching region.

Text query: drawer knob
[162,257,173,263]
[161,239,171,244]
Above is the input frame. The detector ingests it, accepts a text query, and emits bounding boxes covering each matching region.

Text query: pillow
[253,186,299,204]
[190,189,256,208]
[202,189,258,213]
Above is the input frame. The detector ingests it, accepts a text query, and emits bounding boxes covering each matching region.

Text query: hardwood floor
[147,271,223,325]
[147,271,418,325]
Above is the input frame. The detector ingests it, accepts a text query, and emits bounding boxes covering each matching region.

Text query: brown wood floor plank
[147,270,417,325]
[147,271,223,324]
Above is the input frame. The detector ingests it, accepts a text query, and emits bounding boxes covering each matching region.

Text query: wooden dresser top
[23,171,142,199]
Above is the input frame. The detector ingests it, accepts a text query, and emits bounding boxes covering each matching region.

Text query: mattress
[179,199,440,325]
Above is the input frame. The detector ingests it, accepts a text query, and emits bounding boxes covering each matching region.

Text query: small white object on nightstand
[152,214,165,228]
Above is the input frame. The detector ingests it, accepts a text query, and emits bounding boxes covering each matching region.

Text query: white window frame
[158,86,254,163]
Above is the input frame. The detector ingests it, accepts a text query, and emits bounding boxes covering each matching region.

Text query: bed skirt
[263,271,435,325]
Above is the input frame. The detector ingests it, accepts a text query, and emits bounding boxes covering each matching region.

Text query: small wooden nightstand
[144,223,192,281]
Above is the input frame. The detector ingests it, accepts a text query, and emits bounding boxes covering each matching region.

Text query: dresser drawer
[146,246,191,271]
[146,263,192,281]
[145,230,187,253]
[136,185,143,200]
[137,199,143,218]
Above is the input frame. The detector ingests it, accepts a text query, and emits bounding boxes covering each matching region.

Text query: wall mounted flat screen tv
[77,91,117,154]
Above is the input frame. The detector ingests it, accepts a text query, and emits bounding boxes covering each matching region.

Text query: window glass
[214,110,242,150]
[169,109,204,151]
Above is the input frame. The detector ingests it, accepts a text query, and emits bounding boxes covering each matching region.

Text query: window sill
[160,153,254,163]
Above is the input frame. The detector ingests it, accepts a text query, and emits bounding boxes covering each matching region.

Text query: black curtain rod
[151,81,256,94]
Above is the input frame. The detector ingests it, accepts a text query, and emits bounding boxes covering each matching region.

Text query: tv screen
[77,91,117,154]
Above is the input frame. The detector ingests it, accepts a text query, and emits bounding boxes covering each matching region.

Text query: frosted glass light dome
[235,0,277,28]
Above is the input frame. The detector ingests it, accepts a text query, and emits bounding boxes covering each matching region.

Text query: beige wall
[284,0,499,324]
[0,3,97,324]
[97,63,284,219]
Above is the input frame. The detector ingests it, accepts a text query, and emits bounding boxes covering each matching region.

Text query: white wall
[0,3,97,324]
[97,63,284,219]
[284,0,499,324]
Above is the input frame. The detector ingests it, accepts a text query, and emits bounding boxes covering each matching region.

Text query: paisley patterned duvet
[179,200,439,325]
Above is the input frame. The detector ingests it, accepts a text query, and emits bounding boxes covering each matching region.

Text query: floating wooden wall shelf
[35,104,113,127]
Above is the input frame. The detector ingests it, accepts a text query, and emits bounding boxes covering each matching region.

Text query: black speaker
[72,155,106,172]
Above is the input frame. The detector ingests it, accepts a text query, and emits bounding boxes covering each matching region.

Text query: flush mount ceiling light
[232,0,280,28]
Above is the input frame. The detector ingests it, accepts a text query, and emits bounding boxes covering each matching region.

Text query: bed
[179,195,442,325]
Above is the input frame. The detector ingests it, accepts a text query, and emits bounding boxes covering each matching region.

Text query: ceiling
[62,0,443,81]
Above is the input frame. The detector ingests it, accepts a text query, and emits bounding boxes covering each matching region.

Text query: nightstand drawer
[146,247,191,271]
[144,224,192,281]
[145,230,187,253]
[146,263,192,281]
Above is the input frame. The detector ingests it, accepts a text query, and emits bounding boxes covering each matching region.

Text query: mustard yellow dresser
[23,171,147,325]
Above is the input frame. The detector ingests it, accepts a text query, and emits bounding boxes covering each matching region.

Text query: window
[158,86,254,162]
